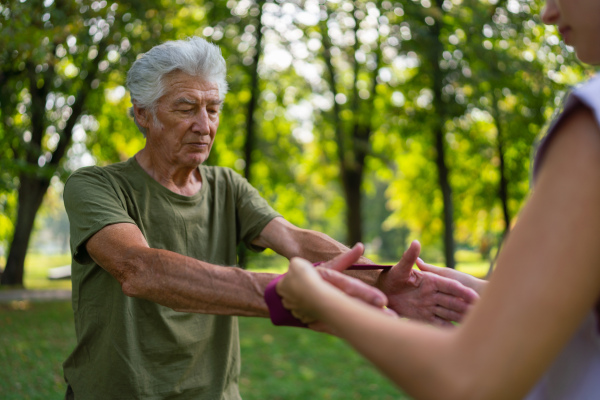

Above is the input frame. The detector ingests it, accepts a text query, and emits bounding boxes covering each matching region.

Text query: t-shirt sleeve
[229,170,281,252]
[63,167,137,265]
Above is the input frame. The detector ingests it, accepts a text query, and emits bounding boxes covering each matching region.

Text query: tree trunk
[320,3,381,246]
[491,94,511,236]
[1,175,50,286]
[238,0,264,268]
[242,0,264,185]
[434,127,456,269]
[485,94,511,278]
[431,0,456,269]
[341,165,364,245]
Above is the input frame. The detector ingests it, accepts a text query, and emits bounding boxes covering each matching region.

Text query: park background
[0,0,598,398]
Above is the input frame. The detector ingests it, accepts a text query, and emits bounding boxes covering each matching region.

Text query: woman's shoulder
[535,106,600,182]
[533,75,600,178]
[572,75,600,124]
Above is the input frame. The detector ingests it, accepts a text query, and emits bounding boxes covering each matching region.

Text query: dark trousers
[65,384,74,400]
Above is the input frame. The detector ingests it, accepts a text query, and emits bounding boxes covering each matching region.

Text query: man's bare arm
[86,222,276,316]
[252,217,371,264]
[252,217,380,284]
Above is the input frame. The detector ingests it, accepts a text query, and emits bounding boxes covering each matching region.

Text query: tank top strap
[533,74,600,180]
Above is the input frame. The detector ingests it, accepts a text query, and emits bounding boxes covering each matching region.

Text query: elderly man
[62,37,477,399]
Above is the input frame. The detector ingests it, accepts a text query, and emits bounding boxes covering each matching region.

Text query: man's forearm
[106,247,277,317]
[255,218,383,287]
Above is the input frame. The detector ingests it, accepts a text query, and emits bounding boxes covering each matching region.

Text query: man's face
[141,70,222,168]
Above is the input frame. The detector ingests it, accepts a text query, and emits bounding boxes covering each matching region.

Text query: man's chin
[186,153,210,166]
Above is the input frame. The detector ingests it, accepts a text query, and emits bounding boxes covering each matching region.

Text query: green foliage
[2,0,598,268]
[0,0,172,175]
[0,192,17,251]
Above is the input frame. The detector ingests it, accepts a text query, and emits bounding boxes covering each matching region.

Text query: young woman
[275,1,600,398]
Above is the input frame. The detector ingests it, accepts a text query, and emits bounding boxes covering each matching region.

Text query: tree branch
[50,38,109,168]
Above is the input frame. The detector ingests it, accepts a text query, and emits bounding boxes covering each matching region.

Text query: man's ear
[133,104,150,129]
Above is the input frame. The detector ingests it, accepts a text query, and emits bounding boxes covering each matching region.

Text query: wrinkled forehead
[160,71,221,104]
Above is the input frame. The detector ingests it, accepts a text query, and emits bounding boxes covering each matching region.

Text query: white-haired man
[62,37,477,399]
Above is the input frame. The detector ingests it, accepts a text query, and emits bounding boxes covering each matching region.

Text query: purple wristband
[264,274,308,328]
[264,263,393,328]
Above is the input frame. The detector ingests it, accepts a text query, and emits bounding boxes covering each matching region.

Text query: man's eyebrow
[173,98,223,106]
[174,97,197,106]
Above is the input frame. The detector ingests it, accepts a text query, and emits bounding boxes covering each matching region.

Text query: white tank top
[525,74,600,400]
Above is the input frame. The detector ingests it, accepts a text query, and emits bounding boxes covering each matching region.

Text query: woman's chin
[574,49,600,66]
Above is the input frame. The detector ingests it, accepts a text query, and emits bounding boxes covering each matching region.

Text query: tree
[0,0,172,286]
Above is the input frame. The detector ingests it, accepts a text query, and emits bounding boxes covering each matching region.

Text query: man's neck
[135,150,202,196]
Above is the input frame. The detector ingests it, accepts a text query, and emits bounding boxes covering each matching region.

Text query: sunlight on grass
[456,262,489,278]
[246,250,491,279]
[24,253,72,290]
[0,253,72,290]
[4,248,488,292]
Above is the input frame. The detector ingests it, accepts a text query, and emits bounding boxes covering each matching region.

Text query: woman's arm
[278,106,600,400]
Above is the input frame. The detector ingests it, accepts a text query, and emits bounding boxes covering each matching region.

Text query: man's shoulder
[201,165,245,183]
[67,160,133,181]
[64,160,135,193]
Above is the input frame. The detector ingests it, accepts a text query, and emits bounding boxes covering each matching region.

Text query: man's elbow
[110,253,148,298]
[120,277,141,298]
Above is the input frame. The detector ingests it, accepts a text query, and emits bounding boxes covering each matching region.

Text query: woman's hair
[126,36,228,135]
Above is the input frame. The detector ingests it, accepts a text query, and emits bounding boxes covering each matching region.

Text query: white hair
[126,36,228,135]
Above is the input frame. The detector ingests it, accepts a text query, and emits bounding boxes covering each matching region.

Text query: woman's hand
[416,258,488,295]
[277,244,396,333]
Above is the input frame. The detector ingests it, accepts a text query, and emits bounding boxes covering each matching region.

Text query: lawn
[0,253,72,291]
[0,250,489,399]
[0,300,409,400]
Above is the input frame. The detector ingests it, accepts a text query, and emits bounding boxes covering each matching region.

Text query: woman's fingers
[317,267,388,308]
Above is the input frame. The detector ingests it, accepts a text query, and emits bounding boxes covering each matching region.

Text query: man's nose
[191,109,211,135]
[541,0,559,25]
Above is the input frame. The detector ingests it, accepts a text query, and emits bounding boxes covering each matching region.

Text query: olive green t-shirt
[62,157,280,399]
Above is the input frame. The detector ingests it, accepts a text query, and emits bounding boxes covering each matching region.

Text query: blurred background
[1,1,599,398]
[2,0,597,285]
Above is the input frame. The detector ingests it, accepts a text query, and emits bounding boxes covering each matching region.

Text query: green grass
[0,301,75,399]
[0,250,488,399]
[0,253,72,290]
[240,319,408,399]
[0,301,409,399]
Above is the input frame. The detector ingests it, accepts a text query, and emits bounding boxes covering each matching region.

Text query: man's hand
[374,240,479,326]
